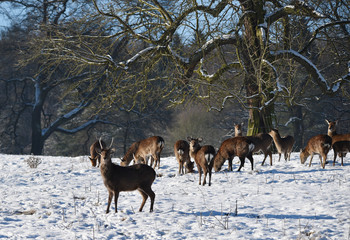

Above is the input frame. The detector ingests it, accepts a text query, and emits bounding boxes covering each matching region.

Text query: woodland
[0,0,349,157]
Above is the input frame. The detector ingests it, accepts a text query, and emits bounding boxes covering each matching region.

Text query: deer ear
[325,119,330,124]
[110,148,116,154]
[187,136,192,141]
[198,137,203,142]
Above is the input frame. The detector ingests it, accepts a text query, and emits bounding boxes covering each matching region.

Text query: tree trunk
[239,0,275,136]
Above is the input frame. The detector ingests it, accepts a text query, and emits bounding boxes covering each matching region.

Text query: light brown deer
[97,139,156,213]
[120,136,165,169]
[332,141,350,166]
[174,140,194,175]
[234,123,244,137]
[326,120,350,158]
[246,133,273,166]
[213,136,255,172]
[188,137,216,186]
[88,138,107,167]
[300,134,332,169]
[269,129,295,162]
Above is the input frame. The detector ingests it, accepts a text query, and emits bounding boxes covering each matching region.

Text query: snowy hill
[0,152,349,239]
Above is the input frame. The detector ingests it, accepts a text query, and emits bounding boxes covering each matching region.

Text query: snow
[0,152,349,239]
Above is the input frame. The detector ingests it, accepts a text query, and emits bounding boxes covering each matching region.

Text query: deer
[120,136,165,169]
[332,141,350,166]
[326,120,350,158]
[89,138,108,167]
[233,123,273,166]
[268,129,295,162]
[213,136,255,172]
[97,139,156,214]
[234,122,244,137]
[188,137,216,186]
[246,133,273,166]
[174,140,194,175]
[300,134,332,169]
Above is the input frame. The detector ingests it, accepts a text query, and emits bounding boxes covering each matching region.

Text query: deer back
[174,140,190,162]
[136,136,165,158]
[300,134,332,163]
[246,133,273,153]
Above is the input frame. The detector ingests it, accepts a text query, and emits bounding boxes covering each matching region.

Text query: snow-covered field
[0,152,349,239]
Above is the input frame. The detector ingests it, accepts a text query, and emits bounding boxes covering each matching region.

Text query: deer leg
[202,168,207,186]
[278,153,281,162]
[138,189,148,212]
[308,153,314,167]
[247,154,254,170]
[237,157,245,171]
[208,167,212,186]
[341,155,344,166]
[106,191,113,214]
[268,150,273,166]
[140,186,155,212]
[261,153,267,166]
[228,158,233,171]
[321,153,326,169]
[198,166,202,185]
[333,149,337,166]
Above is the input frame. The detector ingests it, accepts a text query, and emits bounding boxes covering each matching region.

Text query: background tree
[42,1,349,135]
[0,0,349,155]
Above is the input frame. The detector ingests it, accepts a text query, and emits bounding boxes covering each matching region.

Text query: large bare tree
[26,0,350,137]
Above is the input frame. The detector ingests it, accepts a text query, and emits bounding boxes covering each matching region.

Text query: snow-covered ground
[0,152,349,239]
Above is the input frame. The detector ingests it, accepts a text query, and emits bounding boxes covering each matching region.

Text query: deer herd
[90,120,349,213]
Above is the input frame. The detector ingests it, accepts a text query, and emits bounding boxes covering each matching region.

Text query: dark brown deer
[174,140,194,175]
[188,137,216,186]
[120,136,165,169]
[97,139,156,213]
[300,134,332,169]
[89,138,107,167]
[213,137,255,172]
[269,129,295,162]
[246,133,273,166]
[234,123,273,166]
[332,141,350,166]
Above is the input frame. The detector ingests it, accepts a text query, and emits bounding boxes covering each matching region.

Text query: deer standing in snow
[213,136,255,172]
[326,119,350,159]
[332,141,350,166]
[120,136,165,169]
[97,139,156,213]
[300,134,332,169]
[174,140,194,175]
[188,137,216,186]
[269,129,295,162]
[233,123,273,166]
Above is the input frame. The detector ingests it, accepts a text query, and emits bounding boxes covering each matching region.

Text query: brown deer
[269,129,295,162]
[326,120,350,142]
[326,120,350,158]
[89,138,107,167]
[213,137,255,172]
[97,139,156,213]
[332,141,350,166]
[120,136,165,169]
[246,133,273,166]
[188,137,216,186]
[300,134,332,169]
[174,140,194,175]
[234,123,244,137]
